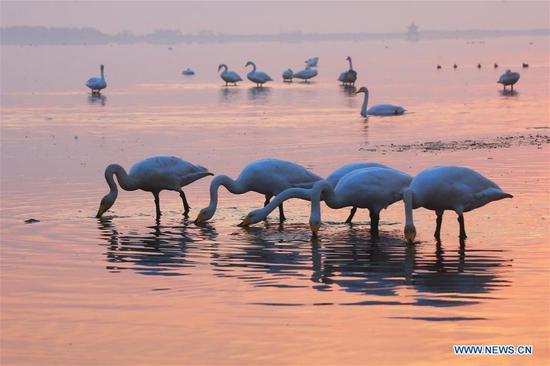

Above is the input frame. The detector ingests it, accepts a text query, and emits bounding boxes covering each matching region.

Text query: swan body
[305,57,319,67]
[96,156,212,218]
[403,166,513,243]
[497,69,520,91]
[218,64,242,86]
[245,61,272,87]
[356,86,405,116]
[240,162,392,226]
[282,69,294,82]
[182,68,195,75]
[293,67,318,82]
[338,56,357,86]
[195,159,322,223]
[86,64,107,94]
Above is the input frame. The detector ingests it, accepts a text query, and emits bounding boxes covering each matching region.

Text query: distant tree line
[1,26,548,45]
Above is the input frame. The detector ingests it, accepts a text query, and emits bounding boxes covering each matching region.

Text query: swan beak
[310,223,320,237]
[238,216,252,227]
[96,203,107,218]
[404,224,417,244]
[194,212,206,224]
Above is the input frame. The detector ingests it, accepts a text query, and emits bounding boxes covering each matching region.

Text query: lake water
[1,37,549,365]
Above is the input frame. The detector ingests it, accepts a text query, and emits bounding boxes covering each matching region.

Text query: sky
[1,1,549,34]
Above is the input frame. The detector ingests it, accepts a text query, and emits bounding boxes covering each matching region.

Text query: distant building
[406,22,419,41]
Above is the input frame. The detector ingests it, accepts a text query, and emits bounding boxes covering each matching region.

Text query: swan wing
[367,104,405,116]
[129,156,209,190]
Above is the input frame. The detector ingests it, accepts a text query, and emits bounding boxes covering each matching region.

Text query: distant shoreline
[1,26,548,45]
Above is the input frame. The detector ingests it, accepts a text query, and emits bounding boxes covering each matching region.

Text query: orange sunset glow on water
[1,8,550,365]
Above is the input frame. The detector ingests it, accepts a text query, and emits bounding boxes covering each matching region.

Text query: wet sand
[1,38,549,365]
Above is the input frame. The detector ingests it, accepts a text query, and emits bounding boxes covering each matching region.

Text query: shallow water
[1,37,549,365]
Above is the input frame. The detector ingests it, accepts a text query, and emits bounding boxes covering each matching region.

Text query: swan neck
[220,64,228,73]
[261,187,314,218]
[404,188,415,226]
[348,58,353,71]
[100,66,105,80]
[361,92,369,116]
[105,164,138,192]
[249,62,256,72]
[206,175,241,213]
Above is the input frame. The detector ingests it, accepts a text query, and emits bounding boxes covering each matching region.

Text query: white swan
[356,86,406,116]
[282,69,294,82]
[305,57,319,67]
[96,156,213,219]
[293,67,318,83]
[239,162,391,226]
[86,64,107,94]
[245,61,272,87]
[403,166,513,243]
[497,69,520,91]
[194,159,322,223]
[241,167,412,238]
[338,56,357,86]
[218,64,242,86]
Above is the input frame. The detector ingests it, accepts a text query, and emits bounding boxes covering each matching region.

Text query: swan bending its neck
[196,175,246,222]
[246,61,257,73]
[403,188,416,242]
[309,181,347,235]
[105,164,139,193]
[218,64,228,73]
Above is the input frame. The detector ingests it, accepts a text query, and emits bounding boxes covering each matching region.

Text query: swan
[305,57,319,67]
[239,162,391,226]
[86,64,107,94]
[194,159,322,223]
[356,86,405,116]
[182,68,195,76]
[293,67,318,83]
[497,69,520,91]
[282,69,294,82]
[338,56,357,86]
[96,156,213,219]
[218,64,242,86]
[240,167,412,238]
[403,166,513,243]
[494,63,498,68]
[245,61,272,87]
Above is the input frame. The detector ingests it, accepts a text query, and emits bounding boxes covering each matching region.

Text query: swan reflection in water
[97,219,510,311]
[219,87,241,103]
[211,223,511,308]
[87,93,107,106]
[247,86,271,102]
[97,217,217,276]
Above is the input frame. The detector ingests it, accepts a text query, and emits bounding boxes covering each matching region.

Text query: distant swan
[182,68,195,75]
[356,86,405,116]
[241,167,412,238]
[218,64,242,86]
[338,56,357,86]
[497,69,520,91]
[282,68,294,82]
[86,64,107,94]
[403,166,513,243]
[245,61,272,87]
[305,57,319,67]
[96,156,213,219]
[293,67,318,83]
[194,159,322,223]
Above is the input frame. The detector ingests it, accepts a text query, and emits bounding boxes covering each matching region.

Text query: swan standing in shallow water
[194,159,322,223]
[282,69,294,82]
[497,69,520,91]
[239,162,391,226]
[218,64,242,86]
[338,56,357,86]
[241,167,412,238]
[356,86,405,116]
[403,166,513,243]
[86,64,107,94]
[245,61,272,87]
[293,66,318,83]
[96,156,212,219]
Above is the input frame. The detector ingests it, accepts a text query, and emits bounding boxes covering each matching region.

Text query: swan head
[309,217,320,237]
[217,64,223,72]
[404,224,416,244]
[245,61,254,68]
[355,86,369,95]
[238,209,265,227]
[194,207,214,224]
[346,56,351,61]
[96,191,117,218]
